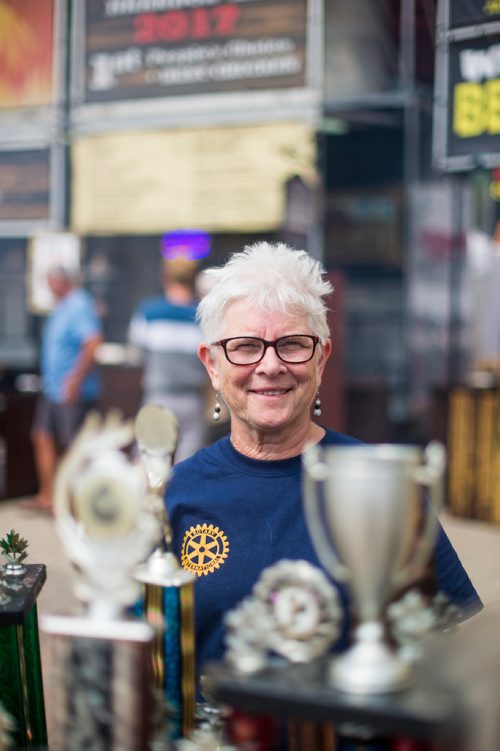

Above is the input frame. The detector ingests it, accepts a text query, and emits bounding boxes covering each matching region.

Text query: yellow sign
[489,179,500,199]
[71,122,317,234]
[453,79,500,138]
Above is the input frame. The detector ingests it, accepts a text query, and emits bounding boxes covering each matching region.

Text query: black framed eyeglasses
[212,335,320,365]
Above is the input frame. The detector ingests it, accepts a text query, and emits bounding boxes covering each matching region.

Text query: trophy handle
[392,441,446,589]
[302,445,350,583]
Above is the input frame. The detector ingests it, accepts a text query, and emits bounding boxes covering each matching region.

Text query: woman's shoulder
[322,427,364,446]
[170,436,229,478]
[167,437,233,509]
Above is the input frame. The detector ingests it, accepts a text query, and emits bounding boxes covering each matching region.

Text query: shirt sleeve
[434,523,483,618]
[70,293,102,344]
[128,312,146,347]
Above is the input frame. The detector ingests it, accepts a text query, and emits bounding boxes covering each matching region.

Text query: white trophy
[303,441,446,694]
[41,412,161,750]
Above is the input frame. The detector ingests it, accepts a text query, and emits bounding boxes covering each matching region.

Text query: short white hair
[47,264,81,285]
[197,242,333,343]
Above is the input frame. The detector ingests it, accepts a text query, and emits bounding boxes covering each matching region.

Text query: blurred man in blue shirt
[23,265,102,513]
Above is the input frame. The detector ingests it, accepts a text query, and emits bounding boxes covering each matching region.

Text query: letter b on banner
[453,79,500,137]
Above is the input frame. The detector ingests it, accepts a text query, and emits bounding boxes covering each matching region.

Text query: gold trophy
[134,404,196,739]
[303,441,446,694]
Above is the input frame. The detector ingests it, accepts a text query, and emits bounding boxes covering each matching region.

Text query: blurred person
[128,231,210,462]
[165,241,483,678]
[22,265,103,513]
[466,223,500,375]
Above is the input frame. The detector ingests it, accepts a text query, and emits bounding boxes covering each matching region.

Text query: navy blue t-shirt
[166,429,482,675]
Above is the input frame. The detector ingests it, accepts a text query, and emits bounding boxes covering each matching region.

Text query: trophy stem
[160,505,174,555]
[146,487,175,555]
[86,600,124,622]
[134,405,196,739]
[330,622,411,695]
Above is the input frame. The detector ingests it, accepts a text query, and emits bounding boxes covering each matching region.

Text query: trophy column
[137,566,196,739]
[134,404,196,740]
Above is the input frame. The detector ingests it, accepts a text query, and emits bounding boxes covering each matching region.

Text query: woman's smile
[250,387,292,397]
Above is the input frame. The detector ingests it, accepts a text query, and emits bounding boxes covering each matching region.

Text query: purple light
[161,229,211,260]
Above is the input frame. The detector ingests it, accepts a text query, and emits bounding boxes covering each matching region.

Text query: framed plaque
[0,144,65,238]
[27,232,81,314]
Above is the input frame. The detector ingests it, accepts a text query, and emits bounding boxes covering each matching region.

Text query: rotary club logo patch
[181,523,229,577]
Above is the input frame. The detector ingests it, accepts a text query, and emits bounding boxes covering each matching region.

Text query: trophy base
[41,615,156,750]
[330,622,411,695]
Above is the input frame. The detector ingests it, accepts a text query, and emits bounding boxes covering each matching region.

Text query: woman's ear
[317,337,332,379]
[199,342,220,391]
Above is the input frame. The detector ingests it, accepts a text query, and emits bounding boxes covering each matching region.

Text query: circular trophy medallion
[253,559,342,663]
[72,457,143,541]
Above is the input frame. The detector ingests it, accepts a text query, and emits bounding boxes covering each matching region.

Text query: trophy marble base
[42,615,155,751]
[0,563,47,749]
[205,656,464,747]
[330,623,411,695]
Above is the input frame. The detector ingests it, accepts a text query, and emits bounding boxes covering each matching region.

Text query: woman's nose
[255,345,286,373]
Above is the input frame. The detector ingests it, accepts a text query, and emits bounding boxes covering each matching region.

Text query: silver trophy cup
[303,441,446,694]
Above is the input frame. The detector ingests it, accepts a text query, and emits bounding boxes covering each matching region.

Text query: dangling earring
[213,392,222,421]
[313,393,321,417]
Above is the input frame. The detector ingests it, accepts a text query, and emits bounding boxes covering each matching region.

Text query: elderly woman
[166,241,482,673]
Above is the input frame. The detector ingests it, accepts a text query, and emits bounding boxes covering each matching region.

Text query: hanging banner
[450,0,500,29]
[447,33,500,161]
[0,0,55,109]
[79,0,307,103]
[71,122,317,233]
[433,0,500,171]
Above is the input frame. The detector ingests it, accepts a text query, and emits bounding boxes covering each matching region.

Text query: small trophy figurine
[134,404,196,740]
[41,412,161,751]
[134,403,180,577]
[0,529,28,577]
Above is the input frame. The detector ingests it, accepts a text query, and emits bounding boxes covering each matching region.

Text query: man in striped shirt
[129,255,208,462]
